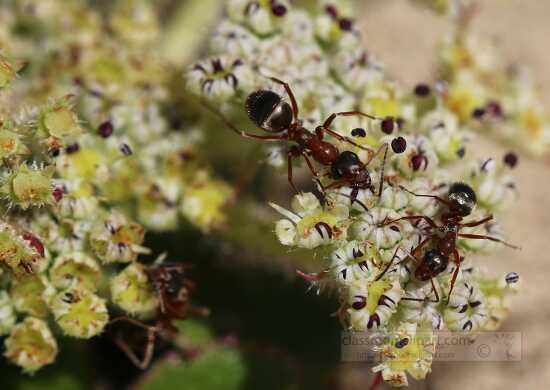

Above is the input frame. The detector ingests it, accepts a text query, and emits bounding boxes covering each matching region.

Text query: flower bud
[89,211,146,263]
[0,291,16,335]
[4,317,58,373]
[50,287,109,339]
[111,263,159,318]
[180,179,234,232]
[49,252,101,292]
[11,274,55,318]
[1,164,55,209]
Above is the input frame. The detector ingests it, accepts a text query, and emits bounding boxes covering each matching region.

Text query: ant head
[415,249,449,281]
[246,90,293,133]
[330,151,367,181]
[147,264,187,300]
[447,182,476,216]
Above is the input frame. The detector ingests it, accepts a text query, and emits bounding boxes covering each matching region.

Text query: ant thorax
[438,223,459,234]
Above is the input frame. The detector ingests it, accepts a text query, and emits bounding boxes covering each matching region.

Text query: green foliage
[139,347,246,390]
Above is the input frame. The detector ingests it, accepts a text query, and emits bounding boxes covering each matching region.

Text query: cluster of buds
[412,0,550,156]
[0,0,231,373]
[189,1,522,387]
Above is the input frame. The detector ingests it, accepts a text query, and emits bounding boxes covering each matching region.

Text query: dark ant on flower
[379,182,519,303]
[206,77,406,202]
[110,262,207,369]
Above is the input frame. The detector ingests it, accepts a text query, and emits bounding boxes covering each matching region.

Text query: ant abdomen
[246,90,293,132]
[415,249,449,281]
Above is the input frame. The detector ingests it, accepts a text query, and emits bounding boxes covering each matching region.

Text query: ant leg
[369,372,383,390]
[411,235,434,258]
[398,186,451,208]
[457,233,520,249]
[110,317,158,369]
[266,76,299,120]
[459,215,494,228]
[296,269,328,282]
[400,282,439,304]
[375,246,401,281]
[301,152,325,191]
[379,215,438,230]
[429,278,440,303]
[332,190,370,212]
[287,151,300,194]
[446,249,462,305]
[369,143,389,197]
[201,100,288,141]
[317,125,373,153]
[323,178,352,190]
[322,111,381,129]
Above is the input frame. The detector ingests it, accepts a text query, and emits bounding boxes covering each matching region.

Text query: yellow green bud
[51,287,109,339]
[0,56,17,89]
[49,252,101,292]
[0,291,16,335]
[89,211,146,263]
[11,274,55,318]
[180,177,234,232]
[111,262,159,318]
[40,97,82,139]
[1,164,55,209]
[4,317,58,374]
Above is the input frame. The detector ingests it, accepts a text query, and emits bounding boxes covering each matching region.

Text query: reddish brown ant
[205,76,406,201]
[379,182,519,304]
[110,262,207,369]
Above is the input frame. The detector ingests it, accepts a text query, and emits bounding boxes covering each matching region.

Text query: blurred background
[1,1,549,389]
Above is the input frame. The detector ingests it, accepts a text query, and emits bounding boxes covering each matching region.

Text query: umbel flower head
[0,0,234,374]
[188,0,522,387]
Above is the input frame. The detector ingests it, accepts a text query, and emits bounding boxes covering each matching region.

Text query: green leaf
[139,347,245,390]
[174,319,215,349]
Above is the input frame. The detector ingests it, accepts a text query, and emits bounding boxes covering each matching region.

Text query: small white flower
[346,277,403,330]
[391,135,439,179]
[351,207,414,250]
[444,281,488,331]
[399,280,443,330]
[187,56,254,102]
[372,322,436,387]
[330,240,377,284]
[466,158,516,212]
[271,192,349,249]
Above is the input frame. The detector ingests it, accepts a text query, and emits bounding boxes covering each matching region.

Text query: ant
[378,182,519,304]
[205,76,406,201]
[110,262,207,369]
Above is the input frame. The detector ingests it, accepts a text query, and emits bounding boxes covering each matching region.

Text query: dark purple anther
[65,143,80,154]
[503,152,518,168]
[381,117,395,134]
[391,137,407,154]
[272,4,287,17]
[339,18,353,31]
[120,143,133,156]
[325,4,338,19]
[414,84,431,97]
[98,121,114,138]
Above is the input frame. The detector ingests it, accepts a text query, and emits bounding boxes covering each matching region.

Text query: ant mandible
[378,182,519,304]
[110,263,207,369]
[207,76,406,199]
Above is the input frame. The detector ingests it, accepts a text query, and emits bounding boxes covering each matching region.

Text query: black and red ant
[110,262,207,369]
[379,182,519,304]
[205,76,406,201]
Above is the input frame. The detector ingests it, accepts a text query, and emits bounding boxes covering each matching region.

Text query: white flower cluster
[189,1,521,387]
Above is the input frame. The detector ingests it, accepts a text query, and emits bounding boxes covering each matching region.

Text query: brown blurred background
[332,1,550,389]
